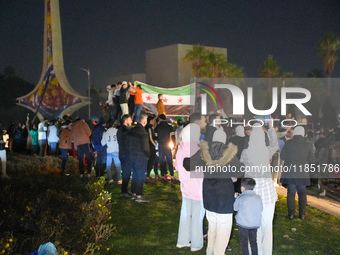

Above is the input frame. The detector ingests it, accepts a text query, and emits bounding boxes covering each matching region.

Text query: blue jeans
[60,148,68,172]
[38,139,46,156]
[120,155,132,193]
[159,143,173,176]
[77,143,92,175]
[32,145,39,155]
[134,104,143,122]
[95,149,107,177]
[177,197,205,250]
[106,151,121,181]
[131,157,148,196]
[49,142,58,155]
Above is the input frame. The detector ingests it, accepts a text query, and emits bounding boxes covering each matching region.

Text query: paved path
[276,186,340,218]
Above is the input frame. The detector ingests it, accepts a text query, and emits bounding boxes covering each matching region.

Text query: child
[234,178,263,255]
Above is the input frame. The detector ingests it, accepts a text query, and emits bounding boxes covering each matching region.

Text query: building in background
[108,43,227,88]
[146,44,227,88]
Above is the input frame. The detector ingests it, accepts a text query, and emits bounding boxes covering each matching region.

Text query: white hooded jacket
[101,127,119,153]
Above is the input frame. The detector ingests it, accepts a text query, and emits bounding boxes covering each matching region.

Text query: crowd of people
[0,80,180,202]
[175,113,340,254]
[1,81,340,254]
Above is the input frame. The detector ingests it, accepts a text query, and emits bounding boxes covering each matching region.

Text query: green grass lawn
[104,178,340,255]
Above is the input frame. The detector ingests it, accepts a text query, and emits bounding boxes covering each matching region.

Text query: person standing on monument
[105,84,115,119]
[157,94,166,116]
[129,82,144,124]
[119,81,131,116]
[113,82,122,121]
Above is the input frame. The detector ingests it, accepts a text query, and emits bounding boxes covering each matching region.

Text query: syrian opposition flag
[135,81,194,116]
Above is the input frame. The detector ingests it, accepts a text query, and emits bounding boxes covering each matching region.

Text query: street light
[80,67,91,120]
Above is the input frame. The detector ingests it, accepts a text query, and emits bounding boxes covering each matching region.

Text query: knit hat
[293,126,305,137]
[122,81,127,85]
[235,126,245,137]
[212,129,227,144]
[181,123,200,142]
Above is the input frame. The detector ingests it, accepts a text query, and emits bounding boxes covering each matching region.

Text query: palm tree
[259,55,281,93]
[183,45,209,77]
[318,32,340,95]
[184,45,245,116]
[184,45,244,78]
[205,52,226,77]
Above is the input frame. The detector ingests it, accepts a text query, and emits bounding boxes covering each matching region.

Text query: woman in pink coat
[175,123,205,252]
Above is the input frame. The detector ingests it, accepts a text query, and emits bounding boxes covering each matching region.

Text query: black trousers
[239,226,258,255]
[147,148,159,177]
[77,143,92,175]
[120,155,132,194]
[287,184,307,217]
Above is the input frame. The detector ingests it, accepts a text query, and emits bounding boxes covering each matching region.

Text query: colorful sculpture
[16,0,90,120]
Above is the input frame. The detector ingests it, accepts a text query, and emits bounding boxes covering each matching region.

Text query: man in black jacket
[117,114,132,197]
[281,126,315,220]
[113,82,122,121]
[204,114,219,144]
[155,114,175,180]
[127,114,150,202]
[119,81,131,116]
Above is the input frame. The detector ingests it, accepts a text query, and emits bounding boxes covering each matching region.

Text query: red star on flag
[146,95,151,101]
[178,97,183,103]
[163,97,168,103]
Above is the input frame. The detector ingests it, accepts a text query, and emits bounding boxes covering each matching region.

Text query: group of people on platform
[102,81,168,123]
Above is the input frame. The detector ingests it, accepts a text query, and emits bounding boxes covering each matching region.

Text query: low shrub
[0,154,114,254]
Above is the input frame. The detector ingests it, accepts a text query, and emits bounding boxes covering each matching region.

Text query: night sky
[1,0,340,95]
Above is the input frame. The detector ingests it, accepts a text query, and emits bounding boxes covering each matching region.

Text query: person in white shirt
[106,84,114,106]
[101,120,121,184]
[106,84,115,119]
[47,119,59,155]
[38,118,48,156]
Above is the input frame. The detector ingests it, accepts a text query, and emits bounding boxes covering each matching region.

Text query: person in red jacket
[129,82,144,123]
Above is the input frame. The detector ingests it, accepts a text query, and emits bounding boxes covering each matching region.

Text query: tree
[206,52,227,77]
[184,45,244,116]
[183,45,209,77]
[259,55,281,93]
[318,32,340,95]
[184,45,244,78]
[307,69,325,78]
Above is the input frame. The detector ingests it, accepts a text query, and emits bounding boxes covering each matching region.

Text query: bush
[0,154,115,254]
